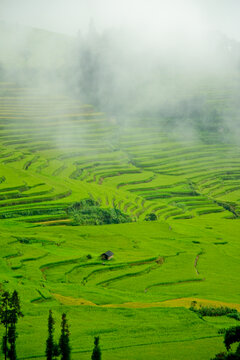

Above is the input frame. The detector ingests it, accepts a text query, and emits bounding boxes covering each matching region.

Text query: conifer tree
[59,313,71,360]
[0,290,23,360]
[0,291,10,360]
[8,323,17,360]
[91,336,101,360]
[46,310,59,360]
[9,291,23,360]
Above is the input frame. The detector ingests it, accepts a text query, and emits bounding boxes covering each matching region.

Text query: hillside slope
[0,82,240,359]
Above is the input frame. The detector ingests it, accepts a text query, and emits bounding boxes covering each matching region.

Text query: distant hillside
[0,21,73,86]
[1,21,240,141]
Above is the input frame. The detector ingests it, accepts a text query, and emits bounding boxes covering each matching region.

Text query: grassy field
[0,82,240,359]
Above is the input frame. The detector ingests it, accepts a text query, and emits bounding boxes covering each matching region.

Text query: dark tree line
[91,336,101,360]
[46,310,59,360]
[0,291,101,360]
[0,290,23,360]
[46,311,101,360]
[46,311,71,360]
[2,290,240,360]
[212,326,240,359]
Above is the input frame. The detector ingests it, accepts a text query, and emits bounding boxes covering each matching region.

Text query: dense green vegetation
[0,79,239,359]
[67,199,132,225]
[211,326,240,359]
[190,302,240,321]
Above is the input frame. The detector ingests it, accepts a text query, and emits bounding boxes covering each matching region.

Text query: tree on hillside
[211,326,240,359]
[0,290,23,360]
[46,310,59,360]
[91,336,101,360]
[59,313,71,360]
[144,213,157,221]
[0,291,10,360]
[8,290,23,360]
[224,326,240,353]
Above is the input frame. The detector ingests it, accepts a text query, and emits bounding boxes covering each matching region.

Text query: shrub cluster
[190,301,240,321]
[67,199,132,225]
[211,326,240,359]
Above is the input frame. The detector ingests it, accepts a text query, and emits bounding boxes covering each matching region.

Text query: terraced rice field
[0,82,240,359]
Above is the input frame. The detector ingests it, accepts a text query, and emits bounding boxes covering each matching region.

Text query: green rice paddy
[0,82,240,359]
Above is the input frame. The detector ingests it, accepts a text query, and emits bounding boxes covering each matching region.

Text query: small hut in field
[101,251,114,260]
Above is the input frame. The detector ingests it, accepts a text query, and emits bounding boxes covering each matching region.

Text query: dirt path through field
[52,293,240,311]
[36,219,71,225]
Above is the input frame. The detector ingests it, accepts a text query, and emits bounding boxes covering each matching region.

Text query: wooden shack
[101,251,114,260]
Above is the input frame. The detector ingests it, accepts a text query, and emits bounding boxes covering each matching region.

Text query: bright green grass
[0,83,240,359]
